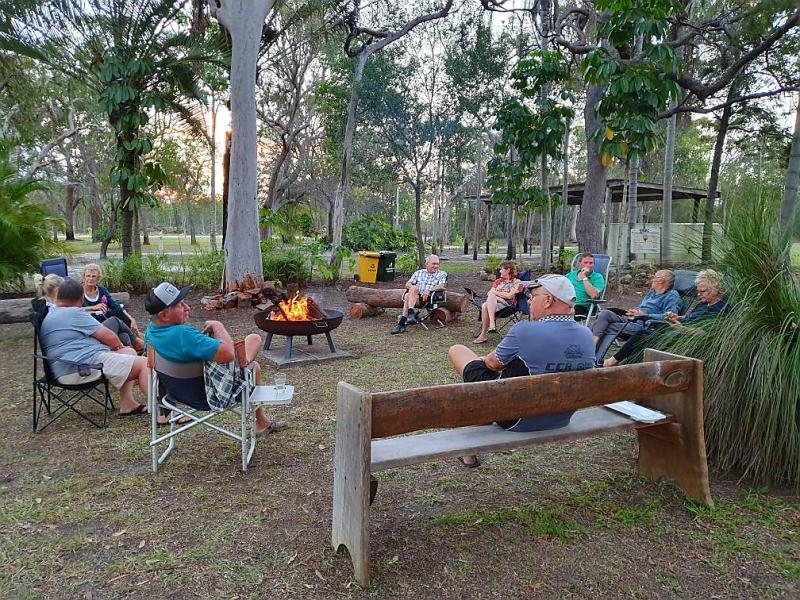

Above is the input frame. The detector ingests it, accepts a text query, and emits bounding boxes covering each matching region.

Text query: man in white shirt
[391,254,447,334]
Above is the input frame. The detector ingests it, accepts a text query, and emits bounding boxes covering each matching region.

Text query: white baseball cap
[528,274,576,308]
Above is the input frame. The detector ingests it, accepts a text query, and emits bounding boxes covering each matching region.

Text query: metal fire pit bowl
[254,309,344,360]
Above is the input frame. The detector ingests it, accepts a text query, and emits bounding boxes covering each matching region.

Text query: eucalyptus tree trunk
[779,98,800,236]
[539,0,552,268]
[626,154,639,263]
[560,122,571,251]
[473,137,483,260]
[332,52,367,258]
[209,91,218,252]
[578,84,607,252]
[413,181,425,267]
[702,85,736,261]
[662,112,676,265]
[211,0,273,286]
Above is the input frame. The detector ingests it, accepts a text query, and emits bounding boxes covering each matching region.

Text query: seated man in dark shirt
[448,274,596,467]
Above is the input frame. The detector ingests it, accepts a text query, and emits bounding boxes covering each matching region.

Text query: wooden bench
[331,349,713,585]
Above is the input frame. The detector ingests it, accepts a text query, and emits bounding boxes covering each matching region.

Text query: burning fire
[271,291,316,321]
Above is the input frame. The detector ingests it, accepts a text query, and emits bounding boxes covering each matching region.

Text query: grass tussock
[647,203,800,488]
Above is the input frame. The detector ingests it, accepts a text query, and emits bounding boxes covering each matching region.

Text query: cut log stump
[349,303,385,320]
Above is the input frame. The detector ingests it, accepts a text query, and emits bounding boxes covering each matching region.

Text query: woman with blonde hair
[34,273,63,306]
[81,263,143,352]
[473,261,521,344]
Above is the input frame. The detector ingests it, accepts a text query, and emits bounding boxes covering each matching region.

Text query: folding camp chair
[410,290,448,330]
[39,257,68,277]
[30,298,114,432]
[148,342,259,473]
[464,270,532,335]
[594,269,698,363]
[570,253,612,327]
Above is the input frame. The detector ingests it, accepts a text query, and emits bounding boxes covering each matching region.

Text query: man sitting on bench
[391,254,447,335]
[447,274,595,467]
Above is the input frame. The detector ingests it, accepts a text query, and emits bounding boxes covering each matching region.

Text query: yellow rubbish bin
[356,251,380,284]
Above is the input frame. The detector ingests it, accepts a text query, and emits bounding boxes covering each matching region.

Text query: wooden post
[332,382,373,586]
[638,349,713,507]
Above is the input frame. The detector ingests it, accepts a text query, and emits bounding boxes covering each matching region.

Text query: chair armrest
[34,354,103,371]
[586,298,608,305]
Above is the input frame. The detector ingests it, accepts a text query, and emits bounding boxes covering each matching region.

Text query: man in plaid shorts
[391,255,447,334]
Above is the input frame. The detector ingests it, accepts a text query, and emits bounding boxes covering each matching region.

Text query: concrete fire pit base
[261,342,353,368]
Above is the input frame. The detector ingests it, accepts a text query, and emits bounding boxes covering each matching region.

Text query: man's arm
[483,351,504,372]
[203,320,235,363]
[579,270,601,299]
[91,326,124,351]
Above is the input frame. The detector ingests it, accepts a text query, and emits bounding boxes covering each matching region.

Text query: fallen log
[345,286,469,314]
[0,292,131,325]
[349,303,385,319]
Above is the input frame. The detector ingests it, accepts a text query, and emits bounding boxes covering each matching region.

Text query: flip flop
[473,337,488,345]
[118,404,148,417]
[157,416,192,427]
[458,456,481,469]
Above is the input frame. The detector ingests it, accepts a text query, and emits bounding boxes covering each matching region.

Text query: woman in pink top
[473,261,521,344]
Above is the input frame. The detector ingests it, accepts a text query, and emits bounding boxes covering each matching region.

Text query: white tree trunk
[332,52,367,254]
[210,91,218,252]
[780,97,800,236]
[211,0,273,285]
[661,112,676,265]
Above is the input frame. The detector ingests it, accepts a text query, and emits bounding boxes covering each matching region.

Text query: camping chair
[148,342,258,473]
[30,298,114,432]
[594,269,699,362]
[410,290,448,330]
[40,257,68,277]
[570,253,612,327]
[464,270,533,335]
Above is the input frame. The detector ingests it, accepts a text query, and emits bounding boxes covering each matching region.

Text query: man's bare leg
[403,286,419,318]
[243,333,275,434]
[448,344,481,466]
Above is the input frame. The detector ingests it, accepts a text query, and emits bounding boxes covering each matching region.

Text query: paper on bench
[604,401,666,423]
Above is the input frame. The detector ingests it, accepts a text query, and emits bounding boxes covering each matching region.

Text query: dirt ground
[1,269,797,599]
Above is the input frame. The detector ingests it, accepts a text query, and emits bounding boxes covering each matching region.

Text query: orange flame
[271,291,315,321]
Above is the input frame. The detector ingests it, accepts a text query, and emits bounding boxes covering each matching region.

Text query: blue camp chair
[569,253,612,326]
[40,258,68,278]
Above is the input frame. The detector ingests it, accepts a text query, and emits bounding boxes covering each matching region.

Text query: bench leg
[638,350,714,507]
[332,382,372,586]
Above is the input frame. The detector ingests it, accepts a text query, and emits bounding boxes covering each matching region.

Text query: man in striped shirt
[391,255,447,334]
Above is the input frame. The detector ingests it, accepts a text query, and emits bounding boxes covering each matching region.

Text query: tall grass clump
[647,203,800,488]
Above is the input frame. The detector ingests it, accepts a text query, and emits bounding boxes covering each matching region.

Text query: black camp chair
[465,270,532,335]
[30,298,114,432]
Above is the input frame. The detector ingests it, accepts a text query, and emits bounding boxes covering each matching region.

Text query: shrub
[556,248,577,272]
[484,256,501,274]
[262,251,311,285]
[641,202,800,488]
[343,216,416,252]
[102,254,170,293]
[0,143,63,286]
[185,251,224,289]
[395,252,420,276]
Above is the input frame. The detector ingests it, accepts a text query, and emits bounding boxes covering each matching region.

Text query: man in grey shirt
[41,278,150,416]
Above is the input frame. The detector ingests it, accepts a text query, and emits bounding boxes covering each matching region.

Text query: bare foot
[603,357,619,367]
[473,336,488,345]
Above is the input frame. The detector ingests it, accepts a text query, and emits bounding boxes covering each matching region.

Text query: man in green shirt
[565,253,605,318]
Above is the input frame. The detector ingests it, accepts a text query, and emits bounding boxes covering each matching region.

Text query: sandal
[119,404,148,417]
[473,337,488,345]
[458,456,481,469]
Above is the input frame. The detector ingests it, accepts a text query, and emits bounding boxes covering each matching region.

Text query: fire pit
[253,292,344,361]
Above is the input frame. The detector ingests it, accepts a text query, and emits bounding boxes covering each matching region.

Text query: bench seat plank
[371,407,668,472]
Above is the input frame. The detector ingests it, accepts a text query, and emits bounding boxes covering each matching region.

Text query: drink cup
[274,373,286,393]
